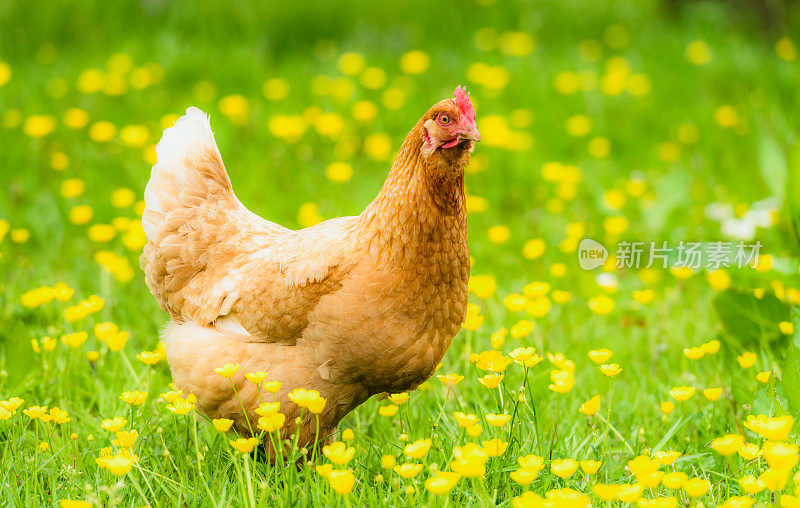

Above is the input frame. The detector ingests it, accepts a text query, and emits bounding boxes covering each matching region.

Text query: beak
[461,125,481,143]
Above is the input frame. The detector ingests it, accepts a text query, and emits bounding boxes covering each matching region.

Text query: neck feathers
[357,121,469,266]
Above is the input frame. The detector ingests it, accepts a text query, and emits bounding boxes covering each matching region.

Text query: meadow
[3,0,800,506]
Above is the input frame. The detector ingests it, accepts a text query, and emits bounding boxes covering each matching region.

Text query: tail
[142,107,234,241]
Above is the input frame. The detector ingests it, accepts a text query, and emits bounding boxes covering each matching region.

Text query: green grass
[2,0,800,505]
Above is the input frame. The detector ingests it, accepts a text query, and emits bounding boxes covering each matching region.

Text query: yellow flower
[711,434,745,456]
[462,303,484,330]
[115,430,138,448]
[522,238,546,259]
[119,391,147,405]
[577,459,601,475]
[59,501,91,508]
[212,418,234,432]
[487,225,510,244]
[387,393,410,405]
[686,40,712,65]
[380,455,396,469]
[341,429,354,441]
[776,37,798,61]
[756,371,772,383]
[105,331,129,352]
[682,347,705,360]
[315,463,333,478]
[404,439,432,459]
[703,387,722,401]
[703,268,729,290]
[472,349,512,372]
[588,348,613,364]
[579,395,601,415]
[325,162,353,183]
[477,373,504,389]
[543,488,590,507]
[322,441,355,465]
[468,275,497,299]
[588,136,611,158]
[738,475,766,494]
[481,438,508,457]
[485,413,511,427]
[551,458,579,478]
[715,105,739,128]
[662,471,688,489]
[760,467,791,491]
[256,76,290,101]
[744,414,794,441]
[509,347,543,368]
[738,442,761,460]
[166,396,195,415]
[454,412,479,428]
[512,491,543,506]
[24,115,57,137]
[548,369,575,393]
[229,437,259,454]
[399,50,430,74]
[782,494,800,508]
[218,95,249,125]
[503,294,527,312]
[661,401,675,414]
[100,417,127,432]
[633,289,655,304]
[378,405,399,417]
[509,320,535,338]
[653,450,681,466]
[257,412,285,432]
[393,462,423,479]
[424,471,460,494]
[466,424,482,438]
[616,483,644,502]
[136,350,165,365]
[737,352,757,368]
[69,205,93,225]
[160,390,183,403]
[98,455,132,476]
[592,483,621,501]
[762,441,799,470]
[263,381,282,394]
[588,294,615,314]
[436,373,464,387]
[628,455,660,476]
[245,371,269,384]
[214,363,240,378]
[668,386,695,401]
[327,470,355,495]
[287,388,324,413]
[599,363,622,377]
[61,331,88,349]
[780,321,794,335]
[450,443,488,477]
[683,477,711,497]
[338,52,365,75]
[88,121,117,142]
[701,339,721,355]
[64,108,89,129]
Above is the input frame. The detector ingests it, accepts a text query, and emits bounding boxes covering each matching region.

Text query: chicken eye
[439,114,451,125]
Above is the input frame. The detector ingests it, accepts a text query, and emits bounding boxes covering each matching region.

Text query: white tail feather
[142,107,222,240]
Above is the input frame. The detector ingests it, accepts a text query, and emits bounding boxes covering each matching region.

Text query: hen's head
[420,86,481,157]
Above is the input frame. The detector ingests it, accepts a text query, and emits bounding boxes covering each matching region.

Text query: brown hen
[141,86,480,454]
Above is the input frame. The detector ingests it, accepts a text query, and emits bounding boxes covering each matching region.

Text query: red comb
[453,85,475,122]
